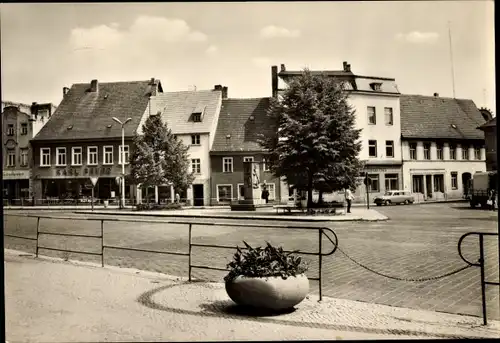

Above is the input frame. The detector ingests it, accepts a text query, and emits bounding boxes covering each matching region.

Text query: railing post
[35,217,40,257]
[318,228,323,302]
[101,219,105,268]
[188,223,192,282]
[479,234,487,325]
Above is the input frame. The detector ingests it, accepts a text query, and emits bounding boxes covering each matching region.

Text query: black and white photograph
[2,1,498,341]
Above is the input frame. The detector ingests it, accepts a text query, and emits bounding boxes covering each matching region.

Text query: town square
[2,1,498,341]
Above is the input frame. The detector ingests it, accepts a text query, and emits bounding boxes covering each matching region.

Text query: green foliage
[259,69,364,208]
[135,203,182,211]
[130,115,195,192]
[224,241,308,283]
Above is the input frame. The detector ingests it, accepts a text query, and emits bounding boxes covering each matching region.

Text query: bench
[273,202,305,214]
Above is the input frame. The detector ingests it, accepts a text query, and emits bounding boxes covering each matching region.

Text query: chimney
[63,87,69,97]
[271,66,278,98]
[31,102,38,119]
[280,64,286,72]
[90,79,98,92]
[345,64,351,72]
[343,61,348,71]
[214,84,222,91]
[149,77,155,85]
[434,92,439,97]
[222,86,228,99]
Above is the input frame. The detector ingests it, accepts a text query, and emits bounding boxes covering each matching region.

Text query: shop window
[433,174,444,192]
[412,175,424,193]
[368,174,379,192]
[217,184,232,203]
[384,173,399,191]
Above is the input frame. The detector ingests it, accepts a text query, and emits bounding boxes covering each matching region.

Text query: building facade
[477,116,496,171]
[2,101,55,204]
[30,78,163,204]
[210,97,284,205]
[272,62,403,203]
[142,86,224,206]
[400,94,487,200]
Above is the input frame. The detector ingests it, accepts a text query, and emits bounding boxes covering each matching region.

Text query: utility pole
[448,21,456,98]
[112,117,132,209]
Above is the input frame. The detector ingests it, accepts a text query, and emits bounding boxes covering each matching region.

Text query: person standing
[345,188,354,213]
[261,187,270,204]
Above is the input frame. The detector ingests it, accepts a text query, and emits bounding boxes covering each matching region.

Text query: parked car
[374,190,415,206]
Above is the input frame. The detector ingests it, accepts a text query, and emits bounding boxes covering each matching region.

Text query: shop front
[353,164,403,204]
[3,170,31,205]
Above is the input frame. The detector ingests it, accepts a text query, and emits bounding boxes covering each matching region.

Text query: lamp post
[112,117,132,209]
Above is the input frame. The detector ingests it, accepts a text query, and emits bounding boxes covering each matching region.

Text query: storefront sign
[54,167,112,177]
[3,170,30,179]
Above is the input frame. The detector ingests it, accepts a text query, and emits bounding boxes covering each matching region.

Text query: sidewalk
[74,206,388,222]
[4,249,499,341]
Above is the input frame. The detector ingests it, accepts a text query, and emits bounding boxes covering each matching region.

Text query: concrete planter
[225,274,309,310]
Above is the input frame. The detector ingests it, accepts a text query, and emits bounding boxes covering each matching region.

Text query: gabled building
[477,115,496,171]
[210,97,284,205]
[272,62,403,202]
[400,94,487,200]
[142,86,224,206]
[30,78,162,204]
[2,101,55,204]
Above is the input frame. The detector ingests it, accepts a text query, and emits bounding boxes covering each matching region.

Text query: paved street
[4,203,499,320]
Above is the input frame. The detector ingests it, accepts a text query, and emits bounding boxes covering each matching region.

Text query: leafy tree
[130,114,194,203]
[259,69,364,210]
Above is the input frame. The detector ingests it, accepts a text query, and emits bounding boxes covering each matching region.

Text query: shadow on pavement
[199,300,296,317]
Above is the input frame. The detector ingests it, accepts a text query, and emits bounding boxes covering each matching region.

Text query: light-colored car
[374,190,415,206]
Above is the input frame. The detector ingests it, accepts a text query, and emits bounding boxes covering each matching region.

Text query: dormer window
[370,82,382,91]
[192,113,202,122]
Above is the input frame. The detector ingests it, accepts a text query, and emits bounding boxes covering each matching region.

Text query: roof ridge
[72,80,152,86]
[401,94,473,102]
[155,89,218,95]
[224,97,271,100]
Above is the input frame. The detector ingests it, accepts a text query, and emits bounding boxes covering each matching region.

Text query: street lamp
[112,116,132,209]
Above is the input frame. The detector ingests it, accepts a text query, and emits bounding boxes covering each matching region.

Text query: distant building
[210,97,284,205]
[272,62,403,203]
[400,94,487,200]
[143,86,224,205]
[30,78,162,204]
[477,115,496,171]
[2,101,55,204]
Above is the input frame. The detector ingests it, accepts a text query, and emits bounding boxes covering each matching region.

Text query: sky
[1,1,495,114]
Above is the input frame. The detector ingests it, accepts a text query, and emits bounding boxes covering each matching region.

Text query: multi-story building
[2,101,55,204]
[400,94,487,200]
[477,115,496,171]
[141,86,224,206]
[210,97,284,205]
[272,62,403,202]
[30,78,163,204]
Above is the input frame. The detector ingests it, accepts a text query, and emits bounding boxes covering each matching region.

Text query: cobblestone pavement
[4,203,499,320]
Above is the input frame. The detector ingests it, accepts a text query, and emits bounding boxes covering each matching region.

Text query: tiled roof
[211,98,273,153]
[138,90,222,135]
[400,95,486,140]
[32,80,160,141]
[477,117,496,130]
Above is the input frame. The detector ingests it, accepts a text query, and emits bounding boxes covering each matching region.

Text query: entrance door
[425,175,433,199]
[193,184,204,206]
[462,172,472,198]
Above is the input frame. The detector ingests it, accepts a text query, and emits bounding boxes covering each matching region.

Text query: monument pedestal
[230,161,261,211]
[230,199,258,211]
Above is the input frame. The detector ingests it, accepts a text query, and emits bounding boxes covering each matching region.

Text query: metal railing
[458,232,500,325]
[4,214,338,301]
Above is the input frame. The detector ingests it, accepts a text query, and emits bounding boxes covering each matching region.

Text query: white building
[137,87,224,205]
[400,94,487,201]
[273,62,403,203]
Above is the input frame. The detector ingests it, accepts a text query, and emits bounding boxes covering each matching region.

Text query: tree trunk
[145,186,149,204]
[318,190,324,205]
[307,172,314,212]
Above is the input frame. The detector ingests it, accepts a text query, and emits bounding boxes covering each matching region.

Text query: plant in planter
[224,241,309,311]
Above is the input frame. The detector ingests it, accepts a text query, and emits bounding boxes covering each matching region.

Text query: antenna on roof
[448,21,456,98]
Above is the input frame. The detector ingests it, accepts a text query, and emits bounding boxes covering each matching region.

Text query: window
[265,183,276,200]
[451,172,458,190]
[7,124,14,136]
[409,143,417,160]
[191,158,201,174]
[384,107,393,125]
[368,140,377,157]
[217,185,233,203]
[449,145,456,160]
[370,82,382,91]
[40,148,51,166]
[462,147,469,160]
[367,106,376,125]
[368,174,379,192]
[243,156,254,162]
[222,157,233,173]
[103,146,113,165]
[385,174,399,191]
[474,146,481,160]
[412,175,423,193]
[191,134,201,145]
[7,149,15,167]
[433,174,444,192]
[119,145,129,164]
[436,144,443,160]
[262,158,270,172]
[385,140,394,158]
[20,149,28,167]
[56,147,67,166]
[423,143,431,160]
[72,147,82,165]
[192,113,202,122]
[21,123,28,135]
[88,146,98,165]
